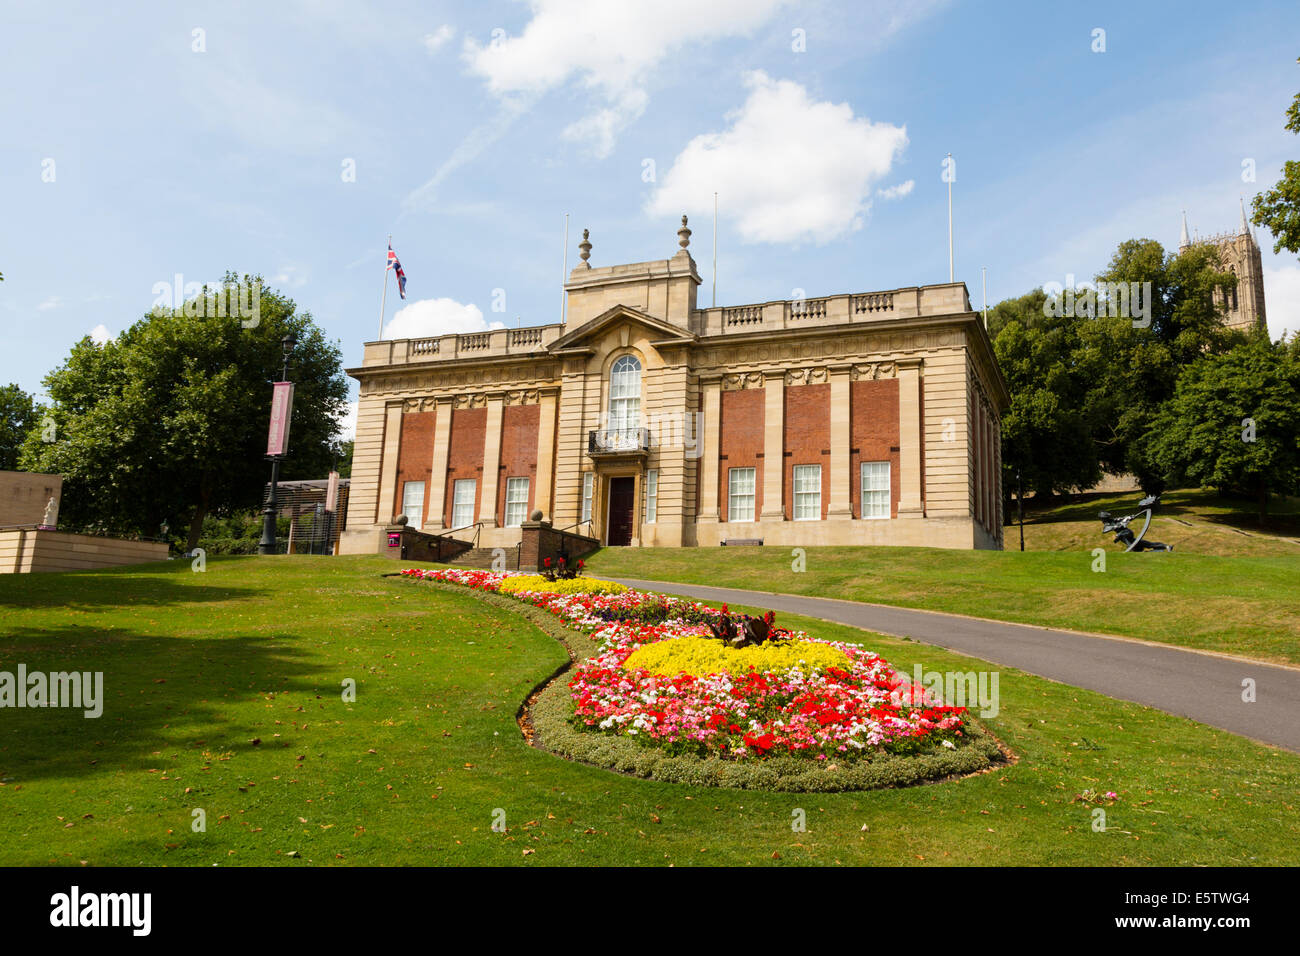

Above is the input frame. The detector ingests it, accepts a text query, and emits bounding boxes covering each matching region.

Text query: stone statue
[41,496,59,529]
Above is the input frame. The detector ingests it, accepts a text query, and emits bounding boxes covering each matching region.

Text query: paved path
[610,578,1300,753]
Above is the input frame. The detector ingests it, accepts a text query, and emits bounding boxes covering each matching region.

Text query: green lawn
[1,555,1297,866]
[584,540,1300,666]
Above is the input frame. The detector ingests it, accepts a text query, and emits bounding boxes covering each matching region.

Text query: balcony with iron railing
[587,427,651,457]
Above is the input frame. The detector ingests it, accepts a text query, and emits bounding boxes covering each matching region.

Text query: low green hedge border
[406,578,1009,793]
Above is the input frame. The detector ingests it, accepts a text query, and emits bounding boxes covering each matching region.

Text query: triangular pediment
[547,304,695,352]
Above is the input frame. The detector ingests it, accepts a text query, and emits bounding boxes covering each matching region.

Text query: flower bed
[400,567,973,763]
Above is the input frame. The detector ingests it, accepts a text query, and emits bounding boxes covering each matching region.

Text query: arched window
[608,355,642,432]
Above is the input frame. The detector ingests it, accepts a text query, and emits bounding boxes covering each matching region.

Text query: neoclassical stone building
[341,218,1009,554]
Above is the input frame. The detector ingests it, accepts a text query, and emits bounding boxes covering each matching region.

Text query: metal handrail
[555,519,597,539]
[439,520,484,548]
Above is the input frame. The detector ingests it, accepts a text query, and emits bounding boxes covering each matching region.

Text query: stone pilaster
[897,358,924,516]
[425,396,453,531]
[760,373,785,520]
[375,402,404,525]
[478,394,504,528]
[534,387,559,522]
[827,364,853,518]
[697,374,722,522]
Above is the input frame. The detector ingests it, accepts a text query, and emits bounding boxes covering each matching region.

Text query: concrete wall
[0,471,62,528]
[0,529,167,574]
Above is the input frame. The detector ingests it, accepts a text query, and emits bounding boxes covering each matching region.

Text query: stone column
[375,402,404,524]
[534,388,559,521]
[696,375,722,522]
[479,394,504,528]
[827,364,853,519]
[760,373,785,520]
[425,396,453,531]
[896,358,924,517]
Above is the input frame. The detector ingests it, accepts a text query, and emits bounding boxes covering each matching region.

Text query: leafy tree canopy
[0,383,39,471]
[20,275,349,549]
[1251,57,1300,256]
[1146,338,1300,521]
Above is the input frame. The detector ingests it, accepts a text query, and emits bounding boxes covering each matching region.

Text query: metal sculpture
[1098,495,1173,552]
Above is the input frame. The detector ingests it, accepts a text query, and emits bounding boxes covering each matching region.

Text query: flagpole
[377,234,391,340]
[712,191,718,307]
[561,213,570,324]
[947,154,954,283]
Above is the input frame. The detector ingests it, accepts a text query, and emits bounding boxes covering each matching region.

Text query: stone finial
[677,214,692,249]
[578,228,592,264]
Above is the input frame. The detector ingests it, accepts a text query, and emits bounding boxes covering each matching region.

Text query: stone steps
[444,547,520,570]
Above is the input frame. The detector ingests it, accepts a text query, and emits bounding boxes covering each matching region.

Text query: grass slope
[1,556,1297,866]
[584,539,1300,666]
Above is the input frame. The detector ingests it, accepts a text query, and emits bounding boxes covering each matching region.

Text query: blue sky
[3,0,1299,437]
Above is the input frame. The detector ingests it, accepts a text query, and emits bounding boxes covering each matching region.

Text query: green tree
[991,289,1101,502]
[0,383,39,471]
[1251,57,1300,255]
[334,438,354,479]
[20,276,348,549]
[1080,238,1243,489]
[1146,339,1300,522]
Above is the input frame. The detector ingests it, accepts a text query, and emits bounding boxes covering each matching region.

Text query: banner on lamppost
[266,382,295,457]
[325,470,339,512]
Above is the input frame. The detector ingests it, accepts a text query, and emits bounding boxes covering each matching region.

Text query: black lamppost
[258,333,297,555]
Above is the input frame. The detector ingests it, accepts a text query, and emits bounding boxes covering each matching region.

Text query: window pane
[645,469,658,524]
[793,465,821,520]
[504,477,529,527]
[861,461,890,519]
[728,467,755,522]
[581,473,593,523]
[402,481,425,527]
[452,479,476,528]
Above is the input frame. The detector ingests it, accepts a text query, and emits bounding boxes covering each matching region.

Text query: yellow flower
[497,575,628,596]
[623,636,848,677]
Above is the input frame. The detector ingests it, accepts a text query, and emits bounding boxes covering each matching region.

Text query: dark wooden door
[607,477,635,546]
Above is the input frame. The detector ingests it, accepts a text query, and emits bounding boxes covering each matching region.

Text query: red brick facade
[849,379,901,519]
[718,389,764,522]
[782,383,831,520]
[444,407,487,528]
[496,403,541,523]
[394,410,434,525]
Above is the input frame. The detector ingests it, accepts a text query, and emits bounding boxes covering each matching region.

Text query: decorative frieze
[784,367,829,386]
[720,371,765,391]
[695,329,962,371]
[359,362,561,396]
[850,361,897,381]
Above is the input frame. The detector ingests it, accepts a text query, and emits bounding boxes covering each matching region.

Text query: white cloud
[1264,265,1300,343]
[462,0,787,155]
[423,25,455,54]
[336,400,358,442]
[382,297,504,340]
[877,179,914,200]
[647,72,908,245]
[37,296,61,311]
[89,323,112,345]
[273,265,309,288]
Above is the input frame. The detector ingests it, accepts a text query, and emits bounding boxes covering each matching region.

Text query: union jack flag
[387,243,407,299]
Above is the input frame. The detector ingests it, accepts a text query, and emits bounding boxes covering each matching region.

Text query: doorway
[606,476,635,546]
